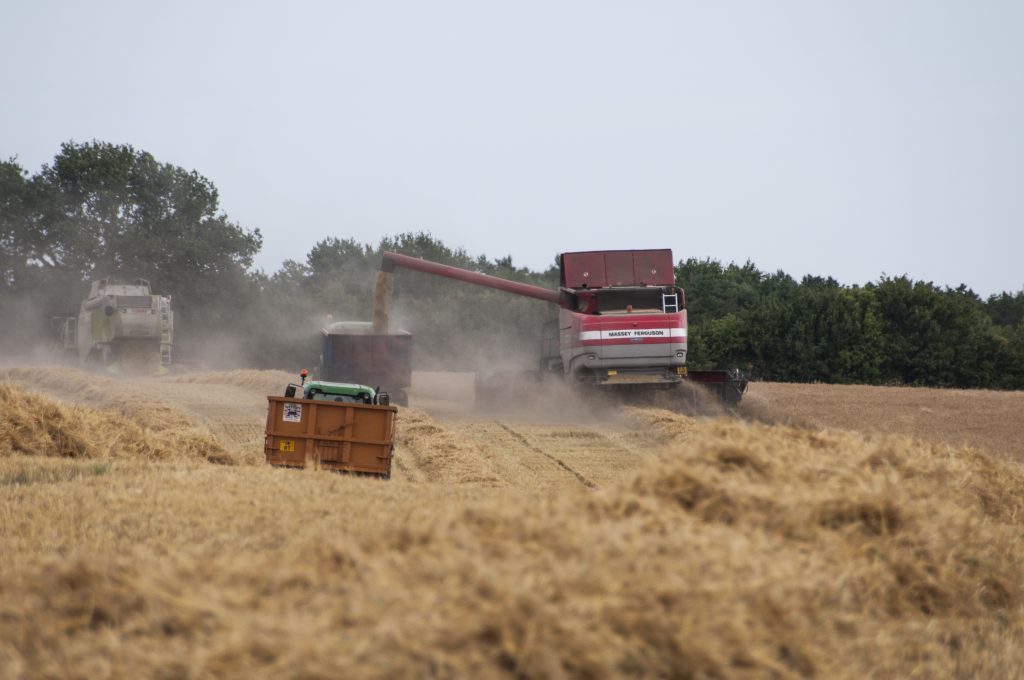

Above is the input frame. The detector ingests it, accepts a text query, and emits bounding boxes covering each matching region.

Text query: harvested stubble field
[2,367,1024,678]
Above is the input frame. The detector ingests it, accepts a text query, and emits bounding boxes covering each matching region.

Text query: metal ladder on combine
[62,318,77,351]
[662,292,679,313]
[159,301,173,366]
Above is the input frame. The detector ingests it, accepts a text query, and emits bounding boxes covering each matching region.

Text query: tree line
[679,260,1024,389]
[2,141,1022,389]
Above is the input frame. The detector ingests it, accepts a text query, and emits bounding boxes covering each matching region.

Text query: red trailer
[380,249,748,405]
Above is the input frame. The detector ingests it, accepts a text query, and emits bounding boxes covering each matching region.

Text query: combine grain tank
[379,250,748,405]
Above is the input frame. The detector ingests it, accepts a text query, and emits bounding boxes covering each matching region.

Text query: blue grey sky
[3,1,1022,294]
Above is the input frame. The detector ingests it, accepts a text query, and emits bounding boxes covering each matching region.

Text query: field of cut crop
[2,366,1024,678]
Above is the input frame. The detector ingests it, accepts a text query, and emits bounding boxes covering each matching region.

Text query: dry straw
[164,369,295,394]
[2,387,1023,676]
[0,382,233,464]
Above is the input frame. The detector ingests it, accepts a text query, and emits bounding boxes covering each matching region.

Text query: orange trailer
[265,396,397,478]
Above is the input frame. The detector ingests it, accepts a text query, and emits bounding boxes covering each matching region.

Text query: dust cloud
[0,286,79,367]
[407,368,748,429]
[409,370,619,425]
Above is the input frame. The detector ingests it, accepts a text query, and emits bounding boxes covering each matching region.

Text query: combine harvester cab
[265,371,398,478]
[379,249,748,406]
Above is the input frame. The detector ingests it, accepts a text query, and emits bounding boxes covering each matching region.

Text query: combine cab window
[594,288,666,314]
[113,296,154,308]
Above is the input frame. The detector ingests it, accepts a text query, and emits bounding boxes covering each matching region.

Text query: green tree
[997,323,1024,389]
[0,158,30,289]
[870,277,1003,387]
[780,281,883,383]
[985,291,1024,328]
[39,140,261,277]
[0,157,87,348]
[1,141,263,355]
[676,257,764,320]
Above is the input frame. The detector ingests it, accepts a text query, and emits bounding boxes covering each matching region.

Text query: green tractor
[283,369,390,405]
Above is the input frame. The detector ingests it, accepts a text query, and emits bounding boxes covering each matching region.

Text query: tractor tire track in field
[508,424,654,489]
[435,417,653,491]
[391,455,417,482]
[394,411,650,491]
[496,423,597,489]
[449,420,587,490]
[391,434,424,483]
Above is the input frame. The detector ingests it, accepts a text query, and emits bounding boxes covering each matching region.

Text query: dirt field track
[2,366,1024,678]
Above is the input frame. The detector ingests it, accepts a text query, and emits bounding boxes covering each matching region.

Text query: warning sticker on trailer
[282,403,302,422]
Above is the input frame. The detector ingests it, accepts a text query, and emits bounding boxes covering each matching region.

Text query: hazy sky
[3,1,1022,294]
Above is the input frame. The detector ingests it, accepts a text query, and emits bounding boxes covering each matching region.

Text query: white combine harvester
[54,278,173,374]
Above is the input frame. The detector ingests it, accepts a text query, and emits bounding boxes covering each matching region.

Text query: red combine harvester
[380,249,748,405]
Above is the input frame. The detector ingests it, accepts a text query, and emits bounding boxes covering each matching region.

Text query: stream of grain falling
[372,271,393,334]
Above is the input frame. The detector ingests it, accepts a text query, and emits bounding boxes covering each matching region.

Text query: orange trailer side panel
[264,396,397,477]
